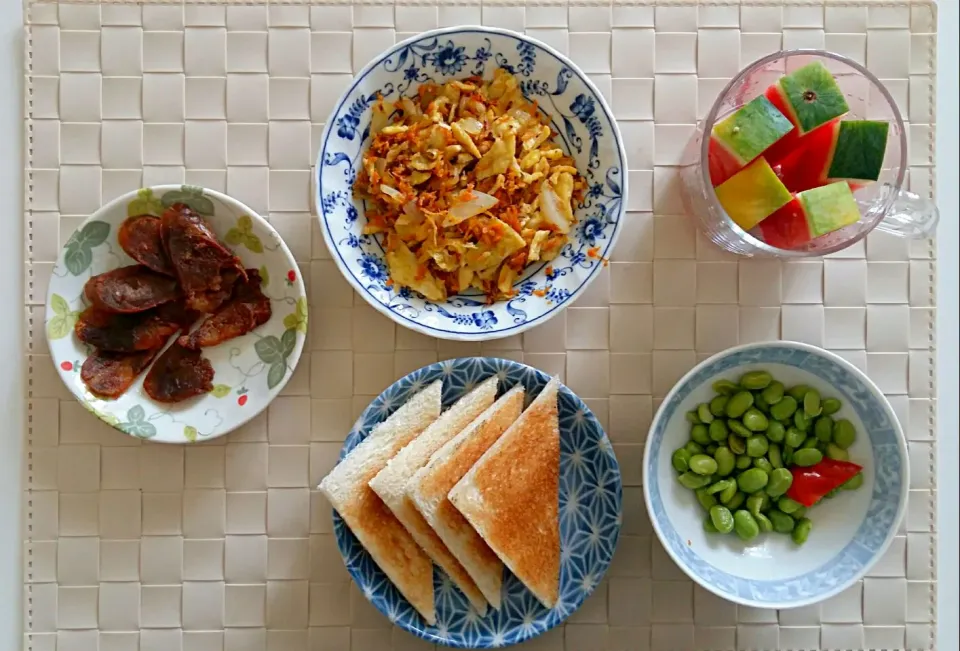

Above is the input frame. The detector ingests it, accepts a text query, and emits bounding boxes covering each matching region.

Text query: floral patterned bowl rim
[44,185,308,444]
[316,25,627,341]
[643,341,909,609]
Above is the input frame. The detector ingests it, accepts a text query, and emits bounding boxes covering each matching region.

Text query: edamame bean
[714,447,735,477]
[785,427,806,449]
[672,448,691,472]
[755,512,773,532]
[753,457,773,473]
[782,445,794,466]
[686,410,701,425]
[822,397,842,416]
[791,517,812,545]
[765,468,794,498]
[737,468,769,493]
[728,433,746,454]
[825,443,849,461]
[735,454,753,470]
[746,493,769,517]
[769,395,798,421]
[746,435,769,458]
[703,517,719,533]
[754,393,770,414]
[814,416,834,443]
[725,491,746,510]
[728,419,752,439]
[712,379,738,395]
[696,488,718,510]
[833,419,856,449]
[802,436,820,450]
[761,381,785,405]
[678,472,713,489]
[740,371,773,390]
[816,441,828,454]
[777,496,803,514]
[794,410,810,432]
[684,441,705,456]
[697,403,715,424]
[733,510,760,541]
[793,448,823,467]
[791,506,807,520]
[787,385,811,401]
[768,442,783,469]
[768,509,796,534]
[803,389,822,417]
[709,395,729,417]
[743,409,769,432]
[766,420,786,443]
[719,481,738,504]
[709,505,735,533]
[707,478,736,495]
[842,473,864,490]
[706,443,719,455]
[691,424,711,445]
[725,391,755,418]
[709,419,729,442]
[689,454,718,475]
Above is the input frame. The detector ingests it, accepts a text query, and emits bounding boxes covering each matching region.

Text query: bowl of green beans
[643,341,908,609]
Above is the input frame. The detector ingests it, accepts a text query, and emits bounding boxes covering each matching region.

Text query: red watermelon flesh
[761,86,802,165]
[759,198,810,249]
[773,119,841,193]
[708,137,744,186]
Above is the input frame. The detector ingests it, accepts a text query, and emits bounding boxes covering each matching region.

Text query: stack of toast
[318,376,562,625]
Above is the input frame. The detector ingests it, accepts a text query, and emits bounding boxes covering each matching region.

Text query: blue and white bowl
[316,27,626,341]
[333,358,621,648]
[644,341,908,609]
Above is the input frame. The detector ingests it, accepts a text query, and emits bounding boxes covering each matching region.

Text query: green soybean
[842,473,864,490]
[793,410,810,432]
[753,457,774,473]
[785,427,806,449]
[740,371,773,390]
[755,512,774,532]
[768,509,796,534]
[746,493,769,517]
[761,381,785,405]
[686,410,702,425]
[718,481,738,504]
[777,497,804,514]
[707,478,736,495]
[678,472,713,489]
[728,433,746,454]
[822,397,842,416]
[712,379,739,395]
[791,506,807,520]
[724,491,746,510]
[697,403,715,424]
[765,468,794,498]
[735,454,753,470]
[714,447,735,477]
[803,389,822,417]
[743,409,769,432]
[709,505,735,534]
[791,517,812,545]
[793,448,823,467]
[814,416,834,443]
[684,441,705,456]
[833,419,856,449]
[709,395,729,417]
[802,436,820,450]
[766,420,786,443]
[733,510,760,541]
[691,424,711,446]
[782,445,794,466]
[746,435,769,458]
[754,393,770,414]
[703,517,719,533]
[770,395,798,422]
[825,443,849,461]
[768,442,783,469]
[696,488,718,510]
[787,385,811,401]
[728,419,752,439]
[672,448,691,472]
[709,419,729,442]
[737,468,769,493]
[706,443,719,455]
[689,454,718,475]
[725,391,755,418]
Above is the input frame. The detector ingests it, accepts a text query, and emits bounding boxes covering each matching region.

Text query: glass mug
[681,49,939,257]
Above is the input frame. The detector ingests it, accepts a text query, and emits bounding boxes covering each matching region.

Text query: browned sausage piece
[118,215,174,276]
[143,343,215,403]
[81,347,162,399]
[84,265,180,314]
[179,269,272,349]
[75,301,201,353]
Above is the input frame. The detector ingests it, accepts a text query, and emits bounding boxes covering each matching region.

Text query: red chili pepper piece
[786,458,863,507]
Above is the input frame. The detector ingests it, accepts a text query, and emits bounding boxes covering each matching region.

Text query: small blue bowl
[643,341,908,609]
[332,357,621,648]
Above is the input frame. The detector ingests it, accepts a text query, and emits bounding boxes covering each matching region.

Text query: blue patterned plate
[332,358,621,647]
[316,27,626,341]
[644,342,908,609]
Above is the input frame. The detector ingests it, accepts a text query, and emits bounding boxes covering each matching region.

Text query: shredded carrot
[587,246,601,258]
[533,288,547,297]
[544,265,554,276]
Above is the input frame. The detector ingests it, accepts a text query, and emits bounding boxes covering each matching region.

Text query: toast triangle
[406,384,525,610]
[369,377,498,614]
[448,378,561,609]
[318,381,442,624]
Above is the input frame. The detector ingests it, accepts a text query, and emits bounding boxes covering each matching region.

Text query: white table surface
[0,3,955,651]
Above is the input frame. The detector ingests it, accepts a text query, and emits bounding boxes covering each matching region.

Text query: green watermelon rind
[778,61,851,134]
[798,181,861,237]
[711,95,794,164]
[826,120,889,182]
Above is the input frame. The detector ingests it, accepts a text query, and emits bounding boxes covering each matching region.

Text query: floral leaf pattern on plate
[282,297,309,334]
[119,404,157,439]
[210,384,232,398]
[126,188,164,217]
[46,293,80,340]
[160,185,215,216]
[183,425,198,442]
[63,221,110,276]
[224,215,264,253]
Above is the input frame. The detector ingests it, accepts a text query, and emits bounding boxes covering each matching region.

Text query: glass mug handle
[874,183,940,238]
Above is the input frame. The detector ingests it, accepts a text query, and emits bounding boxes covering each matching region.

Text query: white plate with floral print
[44,185,308,444]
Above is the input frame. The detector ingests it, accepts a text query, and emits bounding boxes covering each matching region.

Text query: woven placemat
[23,1,938,650]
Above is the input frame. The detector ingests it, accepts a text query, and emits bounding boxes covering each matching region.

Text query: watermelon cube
[709,95,794,185]
[774,120,888,193]
[759,182,862,249]
[715,157,793,231]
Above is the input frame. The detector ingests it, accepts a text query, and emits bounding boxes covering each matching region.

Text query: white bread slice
[406,384,525,610]
[449,378,561,609]
[369,376,498,615]
[318,381,442,624]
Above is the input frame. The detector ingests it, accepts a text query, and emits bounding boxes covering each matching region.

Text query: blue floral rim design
[643,342,909,609]
[331,357,622,648]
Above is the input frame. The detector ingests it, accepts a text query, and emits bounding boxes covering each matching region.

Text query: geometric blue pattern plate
[644,341,909,610]
[316,27,626,342]
[332,357,622,647]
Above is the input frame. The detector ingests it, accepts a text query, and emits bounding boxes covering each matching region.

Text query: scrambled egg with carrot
[353,68,586,302]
